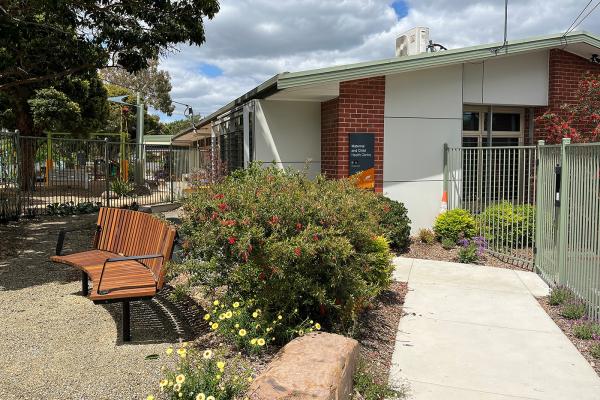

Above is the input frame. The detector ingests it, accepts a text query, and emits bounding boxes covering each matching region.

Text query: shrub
[47,201,101,216]
[433,209,476,242]
[417,228,435,244]
[560,299,586,320]
[441,237,456,250]
[549,286,573,306]
[591,343,600,360]
[457,236,487,264]
[378,196,411,253]
[150,345,251,400]
[110,178,133,197]
[179,164,393,333]
[477,202,535,247]
[204,297,320,353]
[572,321,600,340]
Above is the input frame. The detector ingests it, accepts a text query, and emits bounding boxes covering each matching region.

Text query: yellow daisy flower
[238,329,247,337]
[233,302,240,308]
[277,315,282,320]
[257,338,266,346]
[211,322,219,330]
[175,374,185,384]
[217,361,225,370]
[247,377,253,382]
[207,396,216,400]
[203,314,211,321]
[225,311,233,318]
[218,313,226,320]
[252,312,258,318]
[213,300,219,306]
[195,394,206,400]
[203,349,213,359]
[159,379,168,388]
[314,323,321,330]
[216,374,221,380]
[173,383,181,392]
[165,347,174,355]
[250,338,257,345]
[177,348,187,358]
[235,323,240,328]
[146,395,155,400]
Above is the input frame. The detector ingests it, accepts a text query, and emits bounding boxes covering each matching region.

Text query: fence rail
[0,131,203,220]
[445,145,537,268]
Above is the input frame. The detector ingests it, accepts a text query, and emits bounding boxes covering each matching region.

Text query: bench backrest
[95,207,177,288]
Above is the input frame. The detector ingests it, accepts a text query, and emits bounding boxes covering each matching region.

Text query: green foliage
[572,322,600,340]
[352,360,406,400]
[591,343,600,360]
[433,209,476,242]
[204,298,321,354]
[378,196,411,252]
[549,286,573,306]
[179,164,393,332]
[477,202,535,247]
[161,115,203,136]
[110,179,133,197]
[441,237,456,250]
[560,299,586,320]
[457,243,479,264]
[154,346,251,400]
[417,228,436,244]
[46,201,101,216]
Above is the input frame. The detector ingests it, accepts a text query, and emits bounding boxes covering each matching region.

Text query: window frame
[462,106,525,146]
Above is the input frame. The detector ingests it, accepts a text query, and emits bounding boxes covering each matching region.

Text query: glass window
[462,112,479,131]
[484,113,520,132]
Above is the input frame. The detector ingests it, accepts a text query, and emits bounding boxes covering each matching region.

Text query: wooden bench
[51,207,177,341]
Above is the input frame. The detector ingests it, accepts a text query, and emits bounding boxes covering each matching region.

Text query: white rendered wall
[463,50,549,106]
[254,100,321,178]
[384,65,463,233]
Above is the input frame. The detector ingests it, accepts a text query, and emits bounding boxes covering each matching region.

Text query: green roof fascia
[277,31,600,89]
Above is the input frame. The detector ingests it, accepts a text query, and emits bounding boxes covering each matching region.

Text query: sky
[153,0,600,122]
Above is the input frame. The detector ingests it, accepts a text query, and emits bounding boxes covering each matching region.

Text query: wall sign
[349,133,375,189]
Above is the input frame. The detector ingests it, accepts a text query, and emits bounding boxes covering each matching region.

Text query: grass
[352,360,406,400]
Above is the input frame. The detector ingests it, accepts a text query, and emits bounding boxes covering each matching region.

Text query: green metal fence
[445,144,537,268]
[536,139,600,321]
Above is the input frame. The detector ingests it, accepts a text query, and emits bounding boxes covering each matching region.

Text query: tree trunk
[12,92,42,192]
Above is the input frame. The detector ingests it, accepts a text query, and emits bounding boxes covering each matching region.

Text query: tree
[103,83,162,137]
[161,115,203,136]
[537,73,600,143]
[99,59,175,115]
[0,0,219,188]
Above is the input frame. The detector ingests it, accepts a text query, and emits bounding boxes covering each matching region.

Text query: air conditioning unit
[396,27,430,57]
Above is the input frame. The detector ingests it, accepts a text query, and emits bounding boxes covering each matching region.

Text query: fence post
[442,143,448,209]
[169,144,174,203]
[533,140,544,273]
[556,137,571,285]
[104,138,110,208]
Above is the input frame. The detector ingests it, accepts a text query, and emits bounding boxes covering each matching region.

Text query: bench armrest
[96,254,164,295]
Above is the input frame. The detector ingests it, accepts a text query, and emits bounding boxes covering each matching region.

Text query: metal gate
[0,130,20,222]
[535,139,600,321]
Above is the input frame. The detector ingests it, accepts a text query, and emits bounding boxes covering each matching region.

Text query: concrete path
[390,257,600,400]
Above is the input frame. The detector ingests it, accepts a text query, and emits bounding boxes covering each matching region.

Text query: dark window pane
[462,137,479,147]
[491,137,519,146]
[484,113,520,132]
[463,112,479,131]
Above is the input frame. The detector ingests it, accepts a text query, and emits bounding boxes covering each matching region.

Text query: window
[462,112,479,132]
[462,107,524,147]
[483,113,520,132]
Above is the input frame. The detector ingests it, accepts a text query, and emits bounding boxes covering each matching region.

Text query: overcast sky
[153,0,600,122]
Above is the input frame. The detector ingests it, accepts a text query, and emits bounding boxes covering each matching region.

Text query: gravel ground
[537,297,600,377]
[403,239,533,271]
[0,214,199,400]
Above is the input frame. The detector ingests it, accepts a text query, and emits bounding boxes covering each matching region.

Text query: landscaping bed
[537,296,600,377]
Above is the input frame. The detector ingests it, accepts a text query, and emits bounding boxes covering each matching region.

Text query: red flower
[294,247,302,257]
[228,237,237,245]
[258,272,266,281]
[269,215,280,225]
[312,234,320,242]
[295,223,303,231]
[218,203,228,212]
[213,193,224,200]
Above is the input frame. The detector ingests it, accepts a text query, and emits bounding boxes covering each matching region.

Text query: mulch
[537,297,600,377]
[403,239,533,271]
[355,281,408,384]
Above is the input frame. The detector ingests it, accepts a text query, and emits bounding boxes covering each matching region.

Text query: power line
[563,0,595,37]
[570,0,600,32]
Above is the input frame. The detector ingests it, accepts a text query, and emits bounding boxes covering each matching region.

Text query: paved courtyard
[390,257,600,400]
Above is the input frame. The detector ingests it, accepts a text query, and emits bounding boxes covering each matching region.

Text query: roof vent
[396,27,430,57]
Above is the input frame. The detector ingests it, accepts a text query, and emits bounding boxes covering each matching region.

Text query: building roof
[185,30,600,131]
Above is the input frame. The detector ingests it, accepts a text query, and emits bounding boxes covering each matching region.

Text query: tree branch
[0,64,96,92]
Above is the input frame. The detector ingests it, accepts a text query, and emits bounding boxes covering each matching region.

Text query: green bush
[591,343,600,360]
[378,196,411,253]
[433,209,476,242]
[560,299,586,320]
[441,237,456,250]
[417,228,435,244]
[549,286,573,306]
[457,244,479,264]
[180,164,393,333]
[572,322,600,340]
[110,178,133,197]
[477,202,535,247]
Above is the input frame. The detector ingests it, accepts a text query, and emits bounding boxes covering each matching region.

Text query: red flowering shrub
[179,164,394,332]
[537,73,600,143]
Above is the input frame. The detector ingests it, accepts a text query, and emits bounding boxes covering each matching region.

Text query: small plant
[417,228,436,244]
[352,360,405,400]
[591,343,600,360]
[378,196,411,252]
[549,286,573,306]
[457,236,487,264]
[151,345,251,400]
[110,178,133,197]
[559,299,586,320]
[572,321,600,340]
[477,202,535,247]
[433,209,476,242]
[441,237,456,250]
[47,201,101,216]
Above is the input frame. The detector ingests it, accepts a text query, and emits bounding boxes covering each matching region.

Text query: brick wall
[534,49,600,141]
[320,76,386,192]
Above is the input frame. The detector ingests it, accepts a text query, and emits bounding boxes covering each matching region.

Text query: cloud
[156,0,600,120]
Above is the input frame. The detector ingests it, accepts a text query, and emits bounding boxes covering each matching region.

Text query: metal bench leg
[81,271,89,295]
[122,301,131,342]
